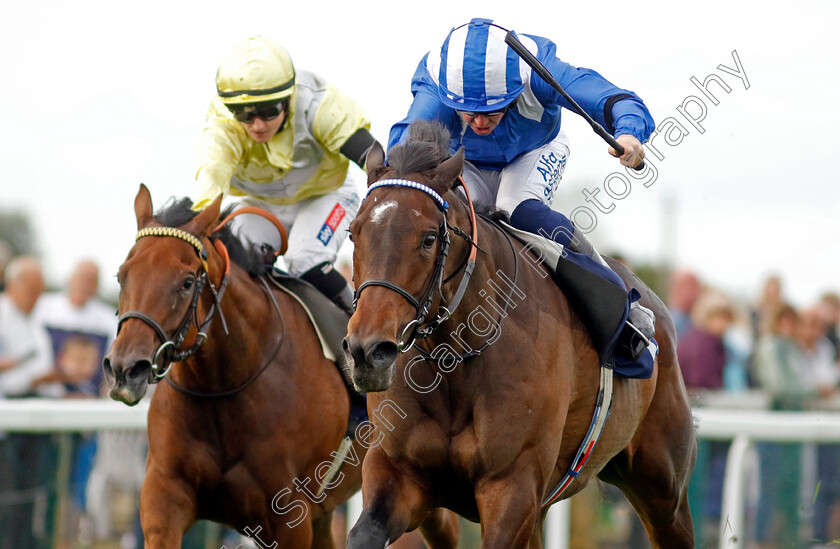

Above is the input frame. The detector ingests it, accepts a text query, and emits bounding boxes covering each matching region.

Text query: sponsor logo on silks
[539,152,567,201]
[537,152,559,182]
[317,203,347,246]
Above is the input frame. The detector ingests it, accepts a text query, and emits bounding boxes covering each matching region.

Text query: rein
[164,276,286,398]
[414,213,518,362]
[116,226,231,383]
[354,177,480,352]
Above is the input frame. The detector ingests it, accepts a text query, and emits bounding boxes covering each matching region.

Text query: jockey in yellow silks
[194,36,380,314]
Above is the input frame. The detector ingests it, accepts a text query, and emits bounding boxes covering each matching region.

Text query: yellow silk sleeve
[194,100,247,210]
[312,85,371,155]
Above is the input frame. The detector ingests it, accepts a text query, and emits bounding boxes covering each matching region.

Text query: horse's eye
[421,233,437,249]
[347,230,354,243]
[182,278,194,291]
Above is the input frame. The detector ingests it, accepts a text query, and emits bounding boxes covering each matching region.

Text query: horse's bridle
[354,177,479,352]
[116,226,231,383]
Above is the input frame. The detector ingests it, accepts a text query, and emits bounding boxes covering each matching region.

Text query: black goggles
[226,100,287,124]
[457,99,516,118]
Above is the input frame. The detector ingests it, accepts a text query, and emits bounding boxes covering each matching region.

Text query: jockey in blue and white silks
[388,17,657,340]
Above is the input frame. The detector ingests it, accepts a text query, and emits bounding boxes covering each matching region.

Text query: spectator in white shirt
[35,259,116,396]
[0,256,55,397]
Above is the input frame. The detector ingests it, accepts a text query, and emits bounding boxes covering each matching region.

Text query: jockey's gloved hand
[300,262,354,316]
[609,134,645,169]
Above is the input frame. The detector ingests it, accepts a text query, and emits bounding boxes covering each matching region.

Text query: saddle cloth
[267,271,349,363]
[499,221,656,379]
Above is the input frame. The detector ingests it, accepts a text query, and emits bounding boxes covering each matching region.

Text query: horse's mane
[390,120,512,223]
[154,198,272,277]
[387,120,452,176]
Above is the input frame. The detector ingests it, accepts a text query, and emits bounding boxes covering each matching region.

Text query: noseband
[117,226,230,383]
[354,177,479,352]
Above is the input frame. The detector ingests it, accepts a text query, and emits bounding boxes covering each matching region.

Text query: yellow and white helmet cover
[215,36,295,105]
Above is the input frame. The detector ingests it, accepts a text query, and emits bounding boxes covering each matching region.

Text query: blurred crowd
[669,269,840,549]
[0,253,146,548]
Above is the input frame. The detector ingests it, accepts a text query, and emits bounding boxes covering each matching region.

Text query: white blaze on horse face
[369,201,398,225]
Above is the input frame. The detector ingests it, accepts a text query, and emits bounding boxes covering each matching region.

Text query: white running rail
[3,398,840,548]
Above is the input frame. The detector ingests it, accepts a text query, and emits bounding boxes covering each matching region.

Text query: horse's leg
[602,265,696,547]
[599,361,696,547]
[310,511,336,549]
[418,508,460,549]
[264,516,314,549]
[474,460,542,549]
[346,448,432,549]
[140,473,196,548]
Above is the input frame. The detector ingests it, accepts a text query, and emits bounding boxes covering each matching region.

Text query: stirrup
[622,304,655,361]
[621,322,649,361]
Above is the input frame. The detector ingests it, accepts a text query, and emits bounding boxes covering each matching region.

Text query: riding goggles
[456,98,516,118]
[226,99,287,124]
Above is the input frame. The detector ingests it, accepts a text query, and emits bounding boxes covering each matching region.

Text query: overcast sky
[1,0,837,309]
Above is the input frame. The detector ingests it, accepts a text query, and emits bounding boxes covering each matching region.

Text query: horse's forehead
[368,199,398,225]
[125,236,197,273]
[363,184,437,225]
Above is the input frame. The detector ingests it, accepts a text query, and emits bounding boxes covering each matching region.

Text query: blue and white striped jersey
[388,30,655,171]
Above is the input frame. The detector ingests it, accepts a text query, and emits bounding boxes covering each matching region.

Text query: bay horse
[103,185,459,548]
[343,121,697,548]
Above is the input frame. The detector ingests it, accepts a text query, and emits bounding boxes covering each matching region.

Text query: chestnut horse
[343,122,696,548]
[103,185,458,548]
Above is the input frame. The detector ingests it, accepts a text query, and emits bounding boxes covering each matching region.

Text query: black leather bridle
[353,177,479,352]
[116,226,229,383]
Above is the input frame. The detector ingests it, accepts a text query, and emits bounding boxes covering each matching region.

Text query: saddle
[499,222,655,379]
[267,270,349,363]
[218,206,367,434]
[266,270,368,435]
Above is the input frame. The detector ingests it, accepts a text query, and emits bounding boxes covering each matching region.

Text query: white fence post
[718,434,752,549]
[346,492,363,536]
[544,498,571,549]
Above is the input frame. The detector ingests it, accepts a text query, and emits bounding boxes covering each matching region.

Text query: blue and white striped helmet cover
[428,18,527,112]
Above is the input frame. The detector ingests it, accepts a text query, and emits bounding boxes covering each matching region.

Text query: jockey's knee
[509,199,574,246]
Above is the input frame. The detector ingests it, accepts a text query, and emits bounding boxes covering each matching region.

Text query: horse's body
[103,186,363,548]
[343,123,696,548]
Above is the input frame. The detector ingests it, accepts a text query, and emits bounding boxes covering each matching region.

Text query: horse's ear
[434,147,465,191]
[365,142,387,187]
[134,184,154,229]
[188,194,223,236]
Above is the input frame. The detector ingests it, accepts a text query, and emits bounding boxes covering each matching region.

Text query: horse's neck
[438,209,518,350]
[177,269,278,390]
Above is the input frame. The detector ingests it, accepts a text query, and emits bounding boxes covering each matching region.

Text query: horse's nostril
[126,360,152,381]
[367,341,398,370]
[102,358,114,378]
